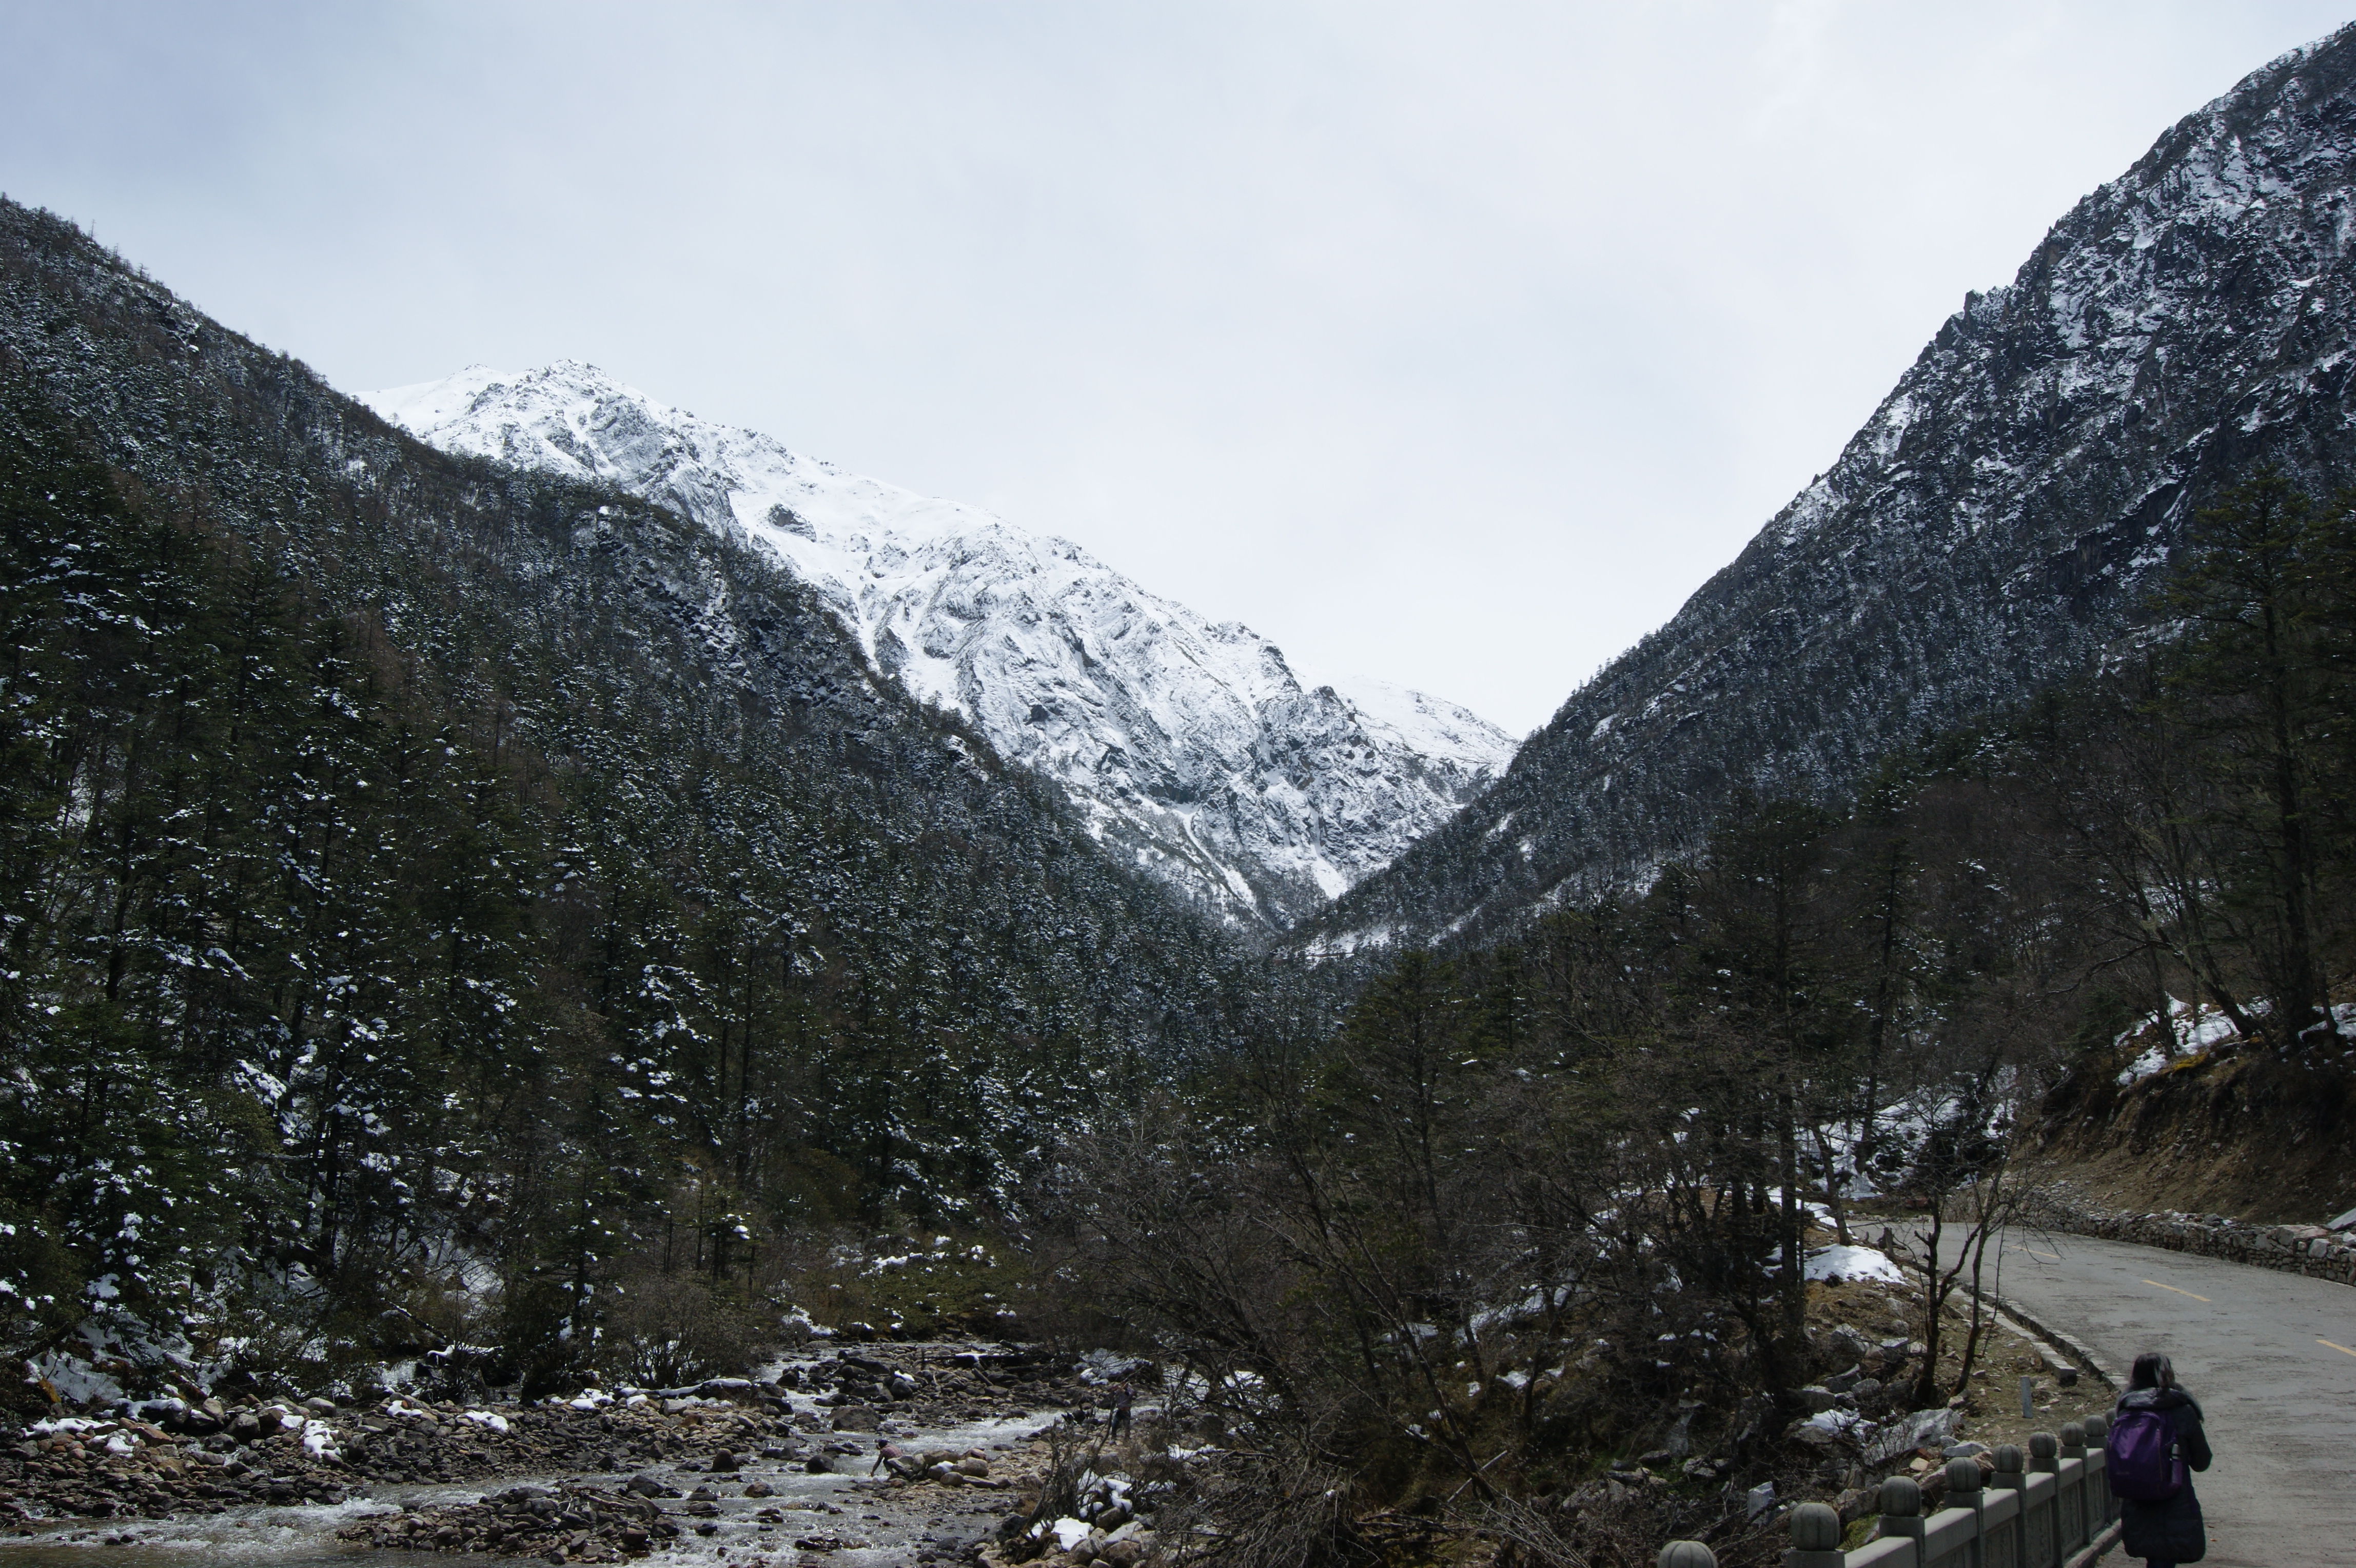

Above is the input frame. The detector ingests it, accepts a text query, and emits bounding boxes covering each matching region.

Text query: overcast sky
[3,3,2350,733]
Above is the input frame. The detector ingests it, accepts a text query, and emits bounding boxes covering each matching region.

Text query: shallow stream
[2,1406,1054,1568]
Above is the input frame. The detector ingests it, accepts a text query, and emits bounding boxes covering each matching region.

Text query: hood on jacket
[2117,1386,2198,1415]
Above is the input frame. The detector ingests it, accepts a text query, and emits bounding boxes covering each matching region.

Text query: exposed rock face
[1319,24,2356,952]
[364,365,1512,929]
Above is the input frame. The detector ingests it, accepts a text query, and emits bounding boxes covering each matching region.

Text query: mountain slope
[0,194,1268,1361]
[1319,23,2356,952]
[363,364,1513,928]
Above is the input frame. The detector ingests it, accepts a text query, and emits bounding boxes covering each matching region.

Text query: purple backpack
[2106,1406,2186,1501]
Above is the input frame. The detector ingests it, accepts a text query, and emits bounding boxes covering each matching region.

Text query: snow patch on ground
[2114,995,2245,1085]
[1803,1245,1905,1284]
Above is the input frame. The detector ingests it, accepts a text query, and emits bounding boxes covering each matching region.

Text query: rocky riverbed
[1,1342,1140,1568]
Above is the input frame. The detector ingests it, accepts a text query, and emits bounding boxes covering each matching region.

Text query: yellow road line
[2010,1247,2061,1262]
[2142,1279,2211,1302]
[2320,1338,2356,1358]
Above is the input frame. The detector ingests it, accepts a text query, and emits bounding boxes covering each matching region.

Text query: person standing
[1109,1381,1134,1440]
[2108,1351,2211,1566]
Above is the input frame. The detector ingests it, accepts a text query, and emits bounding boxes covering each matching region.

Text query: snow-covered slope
[1316,23,2356,953]
[363,362,1513,927]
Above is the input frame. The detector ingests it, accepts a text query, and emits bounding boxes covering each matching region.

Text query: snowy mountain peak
[362,363,1514,927]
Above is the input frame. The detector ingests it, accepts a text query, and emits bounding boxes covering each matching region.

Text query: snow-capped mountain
[1318,23,2356,952]
[362,362,1513,927]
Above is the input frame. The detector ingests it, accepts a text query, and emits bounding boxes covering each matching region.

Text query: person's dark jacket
[2115,1385,2210,1563]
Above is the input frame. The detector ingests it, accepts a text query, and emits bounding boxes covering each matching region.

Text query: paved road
[1978,1228,2356,1566]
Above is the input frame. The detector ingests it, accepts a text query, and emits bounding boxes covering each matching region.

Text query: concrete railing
[1659,1418,2120,1568]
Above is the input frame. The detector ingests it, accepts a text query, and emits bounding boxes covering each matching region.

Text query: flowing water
[2,1410,1057,1568]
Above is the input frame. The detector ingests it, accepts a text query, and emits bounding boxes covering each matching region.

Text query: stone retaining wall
[2020,1184,2356,1287]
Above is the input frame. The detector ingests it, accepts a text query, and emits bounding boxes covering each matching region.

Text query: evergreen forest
[4,167,2355,1562]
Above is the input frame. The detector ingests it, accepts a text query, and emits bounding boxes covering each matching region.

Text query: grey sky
[3,2,2349,733]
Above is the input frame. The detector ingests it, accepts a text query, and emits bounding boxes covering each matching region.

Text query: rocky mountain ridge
[363,364,1512,928]
[1316,23,2356,953]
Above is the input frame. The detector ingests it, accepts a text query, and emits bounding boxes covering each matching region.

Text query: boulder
[1863,1407,1959,1465]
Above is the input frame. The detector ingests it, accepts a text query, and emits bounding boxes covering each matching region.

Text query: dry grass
[2026,1041,2356,1222]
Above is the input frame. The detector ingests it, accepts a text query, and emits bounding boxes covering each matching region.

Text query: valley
[6,17,2356,1568]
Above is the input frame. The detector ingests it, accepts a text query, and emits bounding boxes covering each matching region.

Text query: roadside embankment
[2021,1180,2356,1288]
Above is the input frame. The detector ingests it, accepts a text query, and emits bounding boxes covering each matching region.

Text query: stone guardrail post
[1918,1469,1980,1567]
[1792,1474,1921,1567]
[2079,1414,2113,1530]
[1871,1474,1925,1564]
[1943,1456,1998,1568]
[2057,1421,2089,1557]
[1657,1540,1717,1567]
[1786,1500,1844,1568]
[2025,1431,2059,1566]
[1989,1443,2027,1567]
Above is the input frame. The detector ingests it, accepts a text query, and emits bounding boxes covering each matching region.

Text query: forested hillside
[0,198,1271,1393]
[1039,473,2355,1561]
[1319,25,2356,953]
[7,25,2356,1564]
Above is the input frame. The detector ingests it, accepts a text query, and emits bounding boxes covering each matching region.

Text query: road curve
[1983,1227,2356,1567]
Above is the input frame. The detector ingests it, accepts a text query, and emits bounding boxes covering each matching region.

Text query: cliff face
[1319,26,2356,952]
